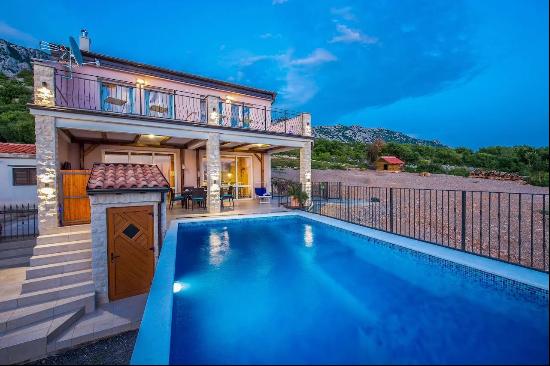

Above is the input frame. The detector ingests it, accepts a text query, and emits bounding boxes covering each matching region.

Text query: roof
[378,156,405,165]
[0,143,36,155]
[87,163,170,193]
[82,50,277,101]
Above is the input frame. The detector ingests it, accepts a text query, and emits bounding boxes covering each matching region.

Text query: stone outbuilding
[86,163,169,303]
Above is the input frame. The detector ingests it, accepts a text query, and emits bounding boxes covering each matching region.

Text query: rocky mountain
[313,125,444,147]
[0,38,46,77]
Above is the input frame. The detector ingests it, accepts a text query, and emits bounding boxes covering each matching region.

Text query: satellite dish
[37,35,99,79]
[69,36,84,65]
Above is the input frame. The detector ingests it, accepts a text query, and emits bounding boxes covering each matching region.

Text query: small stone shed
[375,156,405,172]
[86,163,169,304]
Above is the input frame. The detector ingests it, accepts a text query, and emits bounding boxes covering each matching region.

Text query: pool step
[0,292,95,332]
[0,307,85,364]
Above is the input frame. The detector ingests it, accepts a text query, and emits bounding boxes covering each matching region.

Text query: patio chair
[190,188,206,209]
[255,187,272,204]
[169,188,187,209]
[221,186,235,208]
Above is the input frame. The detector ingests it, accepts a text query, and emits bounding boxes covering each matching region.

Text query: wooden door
[107,206,155,301]
[61,170,91,225]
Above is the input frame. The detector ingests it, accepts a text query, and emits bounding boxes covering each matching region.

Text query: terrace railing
[0,203,38,241]
[307,182,549,272]
[51,71,307,136]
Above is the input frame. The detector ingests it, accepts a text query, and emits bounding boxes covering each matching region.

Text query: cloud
[289,48,337,66]
[0,21,37,46]
[259,33,282,39]
[331,6,356,21]
[234,48,336,106]
[330,24,378,44]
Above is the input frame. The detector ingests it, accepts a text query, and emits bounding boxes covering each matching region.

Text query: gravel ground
[275,168,549,271]
[273,168,549,194]
[28,331,137,365]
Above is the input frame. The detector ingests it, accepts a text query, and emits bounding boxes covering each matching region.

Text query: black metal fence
[0,204,38,241]
[308,182,549,272]
[53,71,306,136]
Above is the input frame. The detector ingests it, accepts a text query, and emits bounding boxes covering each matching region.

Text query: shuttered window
[12,168,37,186]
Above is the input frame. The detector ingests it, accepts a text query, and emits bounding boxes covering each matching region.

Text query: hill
[313,125,444,147]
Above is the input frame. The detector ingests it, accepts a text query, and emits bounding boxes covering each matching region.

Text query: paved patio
[167,197,290,221]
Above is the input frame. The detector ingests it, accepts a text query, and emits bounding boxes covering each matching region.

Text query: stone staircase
[0,238,35,268]
[0,225,95,364]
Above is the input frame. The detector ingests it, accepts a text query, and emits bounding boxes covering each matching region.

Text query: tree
[0,71,35,143]
[366,138,385,164]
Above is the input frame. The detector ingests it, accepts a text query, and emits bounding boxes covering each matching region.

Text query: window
[12,168,36,186]
[100,82,135,114]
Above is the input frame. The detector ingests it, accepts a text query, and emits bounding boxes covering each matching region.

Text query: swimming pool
[132,213,549,365]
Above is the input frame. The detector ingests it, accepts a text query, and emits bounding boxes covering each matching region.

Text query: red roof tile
[379,156,405,165]
[87,163,170,192]
[0,143,36,155]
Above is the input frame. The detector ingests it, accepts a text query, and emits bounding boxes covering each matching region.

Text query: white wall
[0,155,37,205]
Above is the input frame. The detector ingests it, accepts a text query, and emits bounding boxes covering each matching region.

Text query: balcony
[39,70,311,138]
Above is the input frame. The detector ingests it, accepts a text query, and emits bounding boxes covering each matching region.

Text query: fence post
[346,186,351,222]
[389,188,394,232]
[461,191,467,250]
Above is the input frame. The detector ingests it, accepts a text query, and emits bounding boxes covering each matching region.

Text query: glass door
[216,155,253,200]
[236,156,252,199]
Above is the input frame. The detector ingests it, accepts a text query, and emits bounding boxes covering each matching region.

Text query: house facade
[30,32,313,235]
[0,143,37,205]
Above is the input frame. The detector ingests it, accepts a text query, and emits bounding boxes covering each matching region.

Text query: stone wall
[89,192,167,304]
[206,133,221,213]
[300,141,312,205]
[35,116,59,234]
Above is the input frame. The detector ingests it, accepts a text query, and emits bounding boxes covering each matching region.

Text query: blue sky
[1,0,548,148]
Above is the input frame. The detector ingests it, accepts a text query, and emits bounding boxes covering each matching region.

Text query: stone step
[0,246,34,260]
[0,307,85,364]
[0,255,29,269]
[37,230,90,246]
[26,259,91,280]
[33,239,91,256]
[0,238,35,251]
[30,249,91,267]
[0,281,95,311]
[22,269,93,294]
[0,292,95,333]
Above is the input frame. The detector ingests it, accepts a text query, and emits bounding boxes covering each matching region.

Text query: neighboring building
[0,143,37,204]
[375,156,404,172]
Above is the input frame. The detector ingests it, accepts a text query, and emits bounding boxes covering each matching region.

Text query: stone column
[33,64,55,107]
[206,133,221,213]
[35,115,59,234]
[301,112,312,137]
[206,95,221,126]
[300,141,312,207]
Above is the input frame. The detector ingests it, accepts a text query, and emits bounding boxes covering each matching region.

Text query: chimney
[79,29,91,52]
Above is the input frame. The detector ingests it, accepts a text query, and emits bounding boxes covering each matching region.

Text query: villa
[0,30,312,363]
[0,31,547,365]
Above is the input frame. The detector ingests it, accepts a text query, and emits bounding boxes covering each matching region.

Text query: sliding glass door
[208,155,252,200]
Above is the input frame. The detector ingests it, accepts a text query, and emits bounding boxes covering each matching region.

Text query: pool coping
[131,211,549,365]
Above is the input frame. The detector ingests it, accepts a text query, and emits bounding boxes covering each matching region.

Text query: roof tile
[87,163,170,192]
[0,143,36,155]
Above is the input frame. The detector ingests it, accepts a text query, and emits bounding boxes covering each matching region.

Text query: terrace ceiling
[61,129,294,153]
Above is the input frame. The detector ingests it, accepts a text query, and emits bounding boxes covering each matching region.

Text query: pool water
[170,216,548,364]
